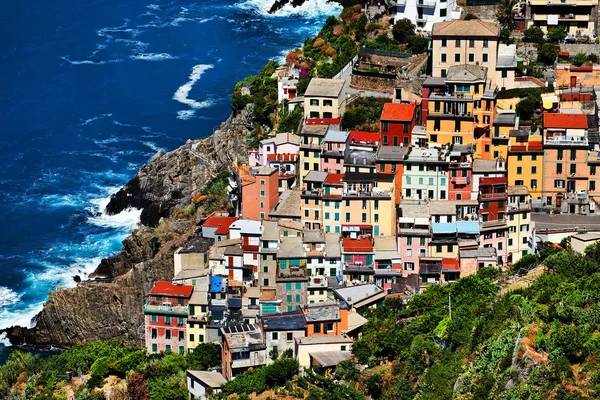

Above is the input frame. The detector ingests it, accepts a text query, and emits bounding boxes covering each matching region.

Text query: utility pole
[449,293,452,319]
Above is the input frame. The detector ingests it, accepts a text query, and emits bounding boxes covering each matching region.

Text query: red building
[380,103,418,147]
[478,177,508,223]
[240,166,280,221]
[341,236,375,283]
[144,281,194,355]
[448,144,474,201]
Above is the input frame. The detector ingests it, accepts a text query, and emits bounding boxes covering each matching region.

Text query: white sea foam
[173,64,214,119]
[131,52,178,61]
[147,3,160,10]
[80,113,113,126]
[0,301,43,330]
[176,110,196,120]
[61,56,123,65]
[0,287,21,309]
[0,332,11,346]
[235,0,342,18]
[39,194,86,209]
[143,141,164,152]
[87,193,141,231]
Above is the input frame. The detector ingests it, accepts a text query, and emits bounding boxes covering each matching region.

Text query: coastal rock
[105,111,251,227]
[2,111,251,348]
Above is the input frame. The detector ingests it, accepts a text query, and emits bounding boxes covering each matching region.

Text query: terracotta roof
[543,113,588,129]
[342,237,373,253]
[432,20,499,37]
[380,102,416,121]
[442,258,460,271]
[325,173,344,185]
[150,281,194,297]
[349,131,380,145]
[203,216,238,232]
[267,153,298,162]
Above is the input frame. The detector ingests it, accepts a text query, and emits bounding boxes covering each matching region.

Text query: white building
[394,0,462,33]
[402,148,450,201]
[187,371,226,400]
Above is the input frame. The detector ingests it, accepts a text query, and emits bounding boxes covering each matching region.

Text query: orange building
[240,166,280,221]
[302,302,349,337]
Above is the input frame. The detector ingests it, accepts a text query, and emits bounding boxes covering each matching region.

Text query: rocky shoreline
[2,110,252,348]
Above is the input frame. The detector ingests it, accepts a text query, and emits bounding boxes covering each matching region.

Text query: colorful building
[221,324,267,380]
[380,102,418,147]
[304,78,346,120]
[240,166,280,221]
[276,237,309,312]
[508,129,544,201]
[402,148,449,201]
[321,130,348,174]
[478,177,509,265]
[507,185,534,264]
[299,124,328,186]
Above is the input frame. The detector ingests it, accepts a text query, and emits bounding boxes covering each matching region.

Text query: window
[405,262,415,270]
[407,249,412,257]
[151,328,157,339]
[310,99,319,106]
[324,212,330,219]
[531,179,538,188]
[454,53,460,62]
[455,39,461,47]
[455,120,461,132]
[517,166,522,175]
[557,149,563,160]
[429,177,434,185]
[341,345,347,351]
[374,214,379,222]
[304,209,309,217]
[263,278,269,286]
[556,164,563,174]
[441,69,447,78]
[179,330,185,341]
[469,39,475,47]
[260,179,265,185]
[502,70,508,78]
[591,181,596,191]
[152,343,157,353]
[324,100,332,107]
[591,165,597,175]
[314,323,321,333]
[436,245,442,252]
[468,53,474,62]
[498,242,503,250]
[151,315,157,322]
[296,294,301,302]
[287,332,293,341]
[483,39,488,48]
[554,180,565,188]
[441,53,447,63]
[570,149,576,160]
[272,332,279,340]
[286,282,292,290]
[570,164,576,174]
[345,212,350,222]
[260,189,265,197]
[165,330,171,340]
[440,8,447,16]
[441,177,446,185]
[531,166,537,174]
[441,38,447,47]
[165,345,171,353]
[508,239,513,246]
[362,213,367,222]
[296,282,302,290]
[165,316,171,325]
[287,294,292,303]
[482,53,488,62]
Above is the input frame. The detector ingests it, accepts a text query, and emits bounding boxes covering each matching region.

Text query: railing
[144,303,188,316]
[420,263,441,274]
[508,202,530,211]
[429,92,474,101]
[416,15,428,22]
[344,264,375,273]
[417,0,436,8]
[479,192,507,200]
[342,189,391,198]
[232,355,266,369]
[449,161,472,168]
[481,219,507,228]
[309,276,328,287]
[277,265,308,280]
[544,137,588,146]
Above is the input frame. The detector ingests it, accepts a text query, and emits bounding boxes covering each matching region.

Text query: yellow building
[301,170,326,229]
[526,0,598,35]
[187,289,209,350]
[322,173,344,234]
[303,78,345,119]
[299,124,328,187]
[507,130,544,201]
[426,65,497,148]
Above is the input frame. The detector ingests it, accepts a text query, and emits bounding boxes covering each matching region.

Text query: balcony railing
[417,0,436,7]
[544,137,588,146]
[343,263,375,274]
[342,189,391,198]
[308,276,328,287]
[449,161,472,168]
[479,192,507,200]
[429,92,473,101]
[232,354,266,369]
[277,265,308,280]
[481,219,507,228]
[508,202,530,211]
[144,302,188,316]
[416,15,428,22]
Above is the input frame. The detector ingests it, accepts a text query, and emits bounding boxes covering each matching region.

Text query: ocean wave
[0,301,44,330]
[87,194,141,231]
[147,4,160,10]
[80,113,114,126]
[176,110,196,120]
[39,194,87,209]
[61,56,123,65]
[235,0,342,19]
[143,141,164,152]
[0,332,11,347]
[173,64,214,119]
[131,52,178,61]
[0,287,21,308]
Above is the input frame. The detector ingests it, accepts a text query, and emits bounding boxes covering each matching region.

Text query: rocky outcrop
[2,111,251,347]
[106,110,251,227]
[268,0,350,14]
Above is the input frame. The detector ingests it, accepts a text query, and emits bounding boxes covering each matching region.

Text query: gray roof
[508,185,529,196]
[473,159,503,173]
[301,124,329,137]
[260,311,306,331]
[261,132,301,146]
[187,371,227,388]
[429,201,457,215]
[189,290,209,305]
[222,324,265,349]
[250,165,278,176]
[325,232,342,258]
[399,203,430,218]
[572,232,600,241]
[297,335,353,345]
[304,229,325,243]
[305,78,345,98]
[423,76,446,86]
[303,303,341,322]
[334,284,383,306]
[269,190,302,218]
[324,130,349,143]
[459,247,497,259]
[406,148,444,162]
[446,65,487,82]
[376,146,409,162]
[494,112,516,126]
[374,236,398,252]
[178,236,215,254]
[173,269,210,282]
[229,220,263,235]
[345,150,376,166]
[309,351,352,367]
[304,170,328,183]
[277,237,306,259]
[262,220,280,241]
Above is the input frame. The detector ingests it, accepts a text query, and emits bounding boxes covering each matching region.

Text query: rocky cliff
[2,110,251,348]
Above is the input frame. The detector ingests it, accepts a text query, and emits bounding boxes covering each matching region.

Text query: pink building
[397,203,431,277]
[342,236,375,284]
[240,166,280,221]
[248,132,301,167]
[448,144,474,201]
[267,153,298,193]
[321,130,348,174]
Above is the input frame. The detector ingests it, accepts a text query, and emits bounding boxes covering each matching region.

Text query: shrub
[516,95,539,120]
[392,18,415,43]
[547,26,567,43]
[464,13,478,20]
[186,343,221,371]
[127,373,150,400]
[572,52,587,67]
[538,43,560,64]
[87,357,110,389]
[523,26,545,44]
[407,35,428,54]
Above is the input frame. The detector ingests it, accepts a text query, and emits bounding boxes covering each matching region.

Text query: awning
[342,224,372,232]
[442,258,460,272]
[456,221,480,235]
[453,177,468,185]
[432,223,457,234]
[310,351,353,368]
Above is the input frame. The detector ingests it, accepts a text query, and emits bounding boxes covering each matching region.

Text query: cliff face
[2,111,251,347]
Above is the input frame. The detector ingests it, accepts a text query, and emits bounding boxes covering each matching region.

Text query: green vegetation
[547,26,567,43]
[495,0,518,29]
[572,52,598,67]
[341,96,387,131]
[496,86,554,99]
[199,171,232,214]
[0,340,221,399]
[523,26,545,45]
[516,94,541,120]
[277,106,302,134]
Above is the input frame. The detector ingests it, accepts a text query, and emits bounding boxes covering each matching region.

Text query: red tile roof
[150,281,194,297]
[306,118,341,125]
[267,153,298,162]
[479,177,508,186]
[325,173,344,185]
[342,237,373,253]
[442,258,460,271]
[543,113,588,129]
[349,131,380,145]
[203,216,238,235]
[380,103,416,121]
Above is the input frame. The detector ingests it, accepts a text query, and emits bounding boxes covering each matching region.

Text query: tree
[392,18,415,43]
[547,26,567,43]
[186,343,221,371]
[523,26,545,44]
[538,43,559,65]
[572,52,587,67]
[127,373,150,400]
[277,106,302,133]
[500,27,513,44]
[516,95,538,120]
[464,13,478,20]
[495,0,517,29]
[407,35,429,54]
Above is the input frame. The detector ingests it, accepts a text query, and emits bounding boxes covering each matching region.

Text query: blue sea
[0,0,340,363]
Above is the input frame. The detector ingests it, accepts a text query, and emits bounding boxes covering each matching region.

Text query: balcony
[302,188,323,198]
[479,192,507,201]
[420,262,442,274]
[417,0,436,8]
[144,302,188,316]
[308,275,328,288]
[188,314,208,322]
[588,151,600,164]
[429,92,473,102]
[481,219,508,229]
[449,161,472,168]
[416,15,428,23]
[232,353,266,369]
[343,263,375,274]
[544,136,588,147]
[276,264,309,281]
[508,202,530,211]
[342,189,391,198]
[428,111,475,121]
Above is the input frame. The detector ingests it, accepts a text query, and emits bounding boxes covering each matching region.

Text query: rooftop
[380,102,417,121]
[373,236,398,252]
[572,232,600,242]
[324,129,349,143]
[278,237,306,259]
[297,335,353,345]
[544,113,588,129]
[342,237,374,253]
[173,269,210,282]
[187,371,227,388]
[423,76,446,87]
[189,289,209,305]
[304,229,325,243]
[432,19,499,37]
[229,220,264,235]
[260,311,307,331]
[345,150,376,166]
[222,323,264,349]
[493,112,517,126]
[202,216,238,234]
[429,201,458,215]
[303,303,342,322]
[304,170,329,183]
[250,165,278,176]
[325,232,342,258]
[304,78,345,98]
[261,132,301,146]
[473,158,504,173]
[459,247,497,259]
[301,124,329,137]
[348,131,380,146]
[261,220,280,241]
[149,281,194,298]
[309,351,353,367]
[376,146,409,162]
[178,236,215,254]
[399,203,430,218]
[269,190,302,218]
[508,185,530,196]
[446,64,487,82]
[325,173,344,185]
[334,284,383,306]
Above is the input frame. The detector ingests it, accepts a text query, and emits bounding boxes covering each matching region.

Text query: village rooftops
[187,371,227,388]
[260,311,307,331]
[508,185,530,196]
[405,148,447,163]
[230,220,263,235]
[189,289,209,306]
[325,232,342,258]
[342,237,374,253]
[304,78,345,98]
[324,130,349,143]
[459,247,497,259]
[150,281,194,297]
[300,124,329,137]
[309,351,353,368]
[473,158,505,173]
[261,132,301,146]
[249,165,278,176]
[304,229,325,243]
[325,173,344,185]
[399,203,430,218]
[173,269,210,282]
[296,335,353,345]
[221,323,265,350]
[211,238,242,248]
[269,190,302,219]
[334,284,384,308]
[261,220,280,241]
[376,146,409,162]
[446,65,488,83]
[432,19,499,37]
[345,150,376,166]
[429,200,476,215]
[374,236,399,252]
[423,76,446,87]
[497,44,517,69]
[303,302,343,322]
[349,131,380,146]
[177,236,215,254]
[494,112,517,126]
[277,237,306,259]
[202,215,238,235]
[304,170,329,183]
[381,102,417,121]
[543,113,588,129]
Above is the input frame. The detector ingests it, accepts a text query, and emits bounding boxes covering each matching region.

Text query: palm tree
[495,0,517,30]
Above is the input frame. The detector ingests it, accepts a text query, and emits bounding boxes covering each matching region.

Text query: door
[374,225,379,236]
[228,270,234,280]
[570,76,577,88]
